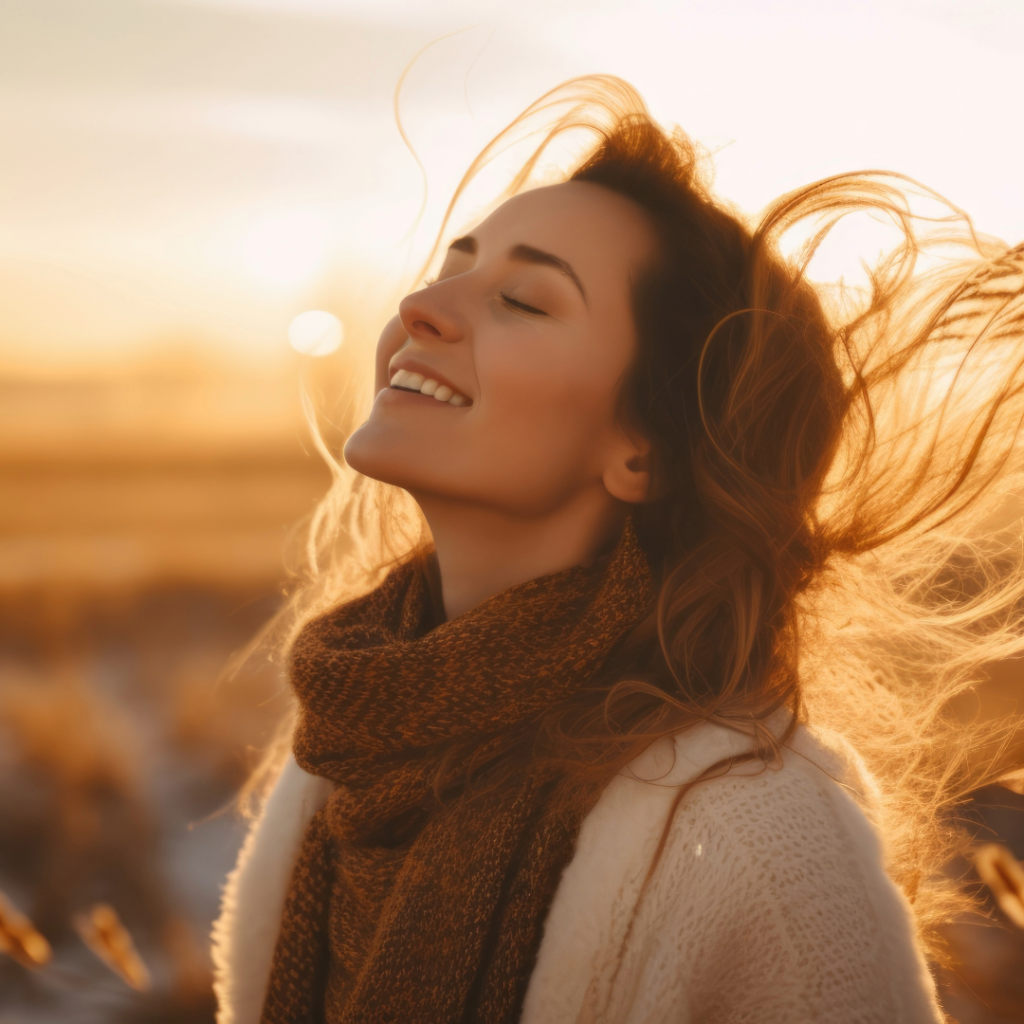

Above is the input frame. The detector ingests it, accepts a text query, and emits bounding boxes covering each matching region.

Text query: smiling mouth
[389,369,470,407]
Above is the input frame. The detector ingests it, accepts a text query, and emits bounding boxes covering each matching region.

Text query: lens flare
[288,310,343,356]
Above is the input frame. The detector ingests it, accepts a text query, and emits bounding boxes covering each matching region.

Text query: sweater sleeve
[625,759,943,1024]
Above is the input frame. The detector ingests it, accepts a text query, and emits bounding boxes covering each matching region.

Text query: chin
[343,419,401,485]
[343,417,447,497]
[344,407,543,512]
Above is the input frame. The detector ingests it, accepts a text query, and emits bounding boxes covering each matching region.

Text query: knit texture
[521,731,942,1024]
[259,525,653,1024]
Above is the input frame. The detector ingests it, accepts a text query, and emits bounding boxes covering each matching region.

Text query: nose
[398,283,464,344]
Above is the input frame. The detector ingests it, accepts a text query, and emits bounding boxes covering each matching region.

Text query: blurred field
[0,360,330,1021]
[0,361,331,589]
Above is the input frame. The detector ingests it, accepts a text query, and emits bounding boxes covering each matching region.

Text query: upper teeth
[390,369,469,406]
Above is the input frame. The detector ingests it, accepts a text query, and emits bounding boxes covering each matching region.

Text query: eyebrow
[446,236,587,303]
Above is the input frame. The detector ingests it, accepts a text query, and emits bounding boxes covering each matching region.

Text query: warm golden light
[0,4,1021,1021]
[240,210,332,289]
[0,0,1019,375]
[288,309,344,356]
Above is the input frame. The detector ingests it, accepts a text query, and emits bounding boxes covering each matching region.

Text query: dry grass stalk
[974,843,1024,930]
[0,889,52,968]
[74,902,151,991]
[996,766,1024,795]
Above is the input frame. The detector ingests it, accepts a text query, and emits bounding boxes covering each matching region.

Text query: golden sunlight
[1,1,1022,1021]
[288,309,344,356]
[240,210,333,289]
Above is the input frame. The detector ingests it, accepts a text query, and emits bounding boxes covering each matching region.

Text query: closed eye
[501,293,548,316]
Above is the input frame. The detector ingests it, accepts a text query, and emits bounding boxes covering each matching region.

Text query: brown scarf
[260,524,653,1024]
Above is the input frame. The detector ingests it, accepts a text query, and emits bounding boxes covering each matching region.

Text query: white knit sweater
[212,721,943,1024]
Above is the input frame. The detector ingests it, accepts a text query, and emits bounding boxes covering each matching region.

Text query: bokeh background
[1,0,1023,1020]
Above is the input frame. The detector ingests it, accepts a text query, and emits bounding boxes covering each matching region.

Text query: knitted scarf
[260,524,653,1024]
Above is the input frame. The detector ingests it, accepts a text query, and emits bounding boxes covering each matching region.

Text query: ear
[602,431,652,505]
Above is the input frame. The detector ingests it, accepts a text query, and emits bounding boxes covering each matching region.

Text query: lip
[386,358,471,405]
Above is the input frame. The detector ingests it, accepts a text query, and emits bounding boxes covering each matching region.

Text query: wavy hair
[247,76,1024,959]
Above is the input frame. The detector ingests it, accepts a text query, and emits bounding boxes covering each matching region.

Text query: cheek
[475,334,625,469]
[346,319,636,514]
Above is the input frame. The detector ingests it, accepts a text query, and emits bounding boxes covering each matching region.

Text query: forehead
[474,181,656,279]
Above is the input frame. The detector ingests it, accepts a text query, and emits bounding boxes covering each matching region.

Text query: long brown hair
[249,76,1024,958]
[573,113,842,725]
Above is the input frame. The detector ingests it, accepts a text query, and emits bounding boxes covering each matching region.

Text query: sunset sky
[1,0,1021,375]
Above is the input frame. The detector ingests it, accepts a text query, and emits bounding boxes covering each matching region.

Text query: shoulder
[636,732,941,1021]
[665,723,885,895]
[653,731,884,939]
[600,718,888,887]
[571,717,879,896]
[526,721,942,1024]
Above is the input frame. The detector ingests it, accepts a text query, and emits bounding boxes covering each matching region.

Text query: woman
[212,78,1024,1023]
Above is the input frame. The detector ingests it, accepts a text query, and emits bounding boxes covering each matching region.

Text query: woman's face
[344,181,656,516]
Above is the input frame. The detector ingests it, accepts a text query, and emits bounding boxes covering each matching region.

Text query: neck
[414,492,626,621]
